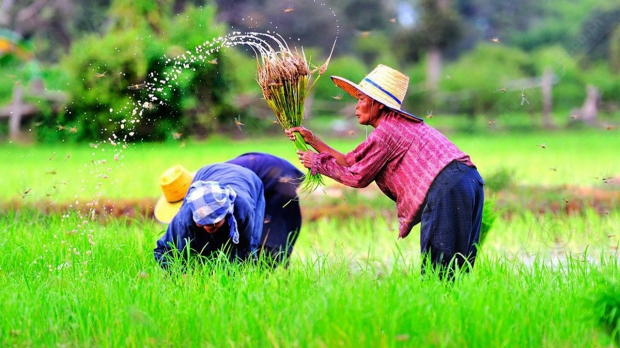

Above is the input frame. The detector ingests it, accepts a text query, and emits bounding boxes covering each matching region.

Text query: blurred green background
[1,0,618,143]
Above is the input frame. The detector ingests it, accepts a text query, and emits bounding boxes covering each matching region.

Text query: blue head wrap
[185,180,239,244]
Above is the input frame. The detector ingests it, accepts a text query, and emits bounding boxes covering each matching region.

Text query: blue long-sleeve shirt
[154,163,265,268]
[226,153,303,252]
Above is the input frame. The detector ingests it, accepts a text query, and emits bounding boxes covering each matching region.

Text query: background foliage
[0,0,618,142]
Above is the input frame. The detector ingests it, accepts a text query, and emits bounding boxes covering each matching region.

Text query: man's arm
[286,126,349,166]
[154,213,190,269]
[231,184,265,262]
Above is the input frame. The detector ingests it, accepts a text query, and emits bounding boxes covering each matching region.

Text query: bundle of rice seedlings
[256,37,335,194]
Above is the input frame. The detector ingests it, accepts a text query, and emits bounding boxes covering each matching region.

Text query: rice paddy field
[1,122,620,347]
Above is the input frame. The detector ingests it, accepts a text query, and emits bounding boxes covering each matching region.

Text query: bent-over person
[154,153,303,269]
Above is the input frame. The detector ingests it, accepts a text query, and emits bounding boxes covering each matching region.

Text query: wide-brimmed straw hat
[331,64,423,122]
[154,165,195,224]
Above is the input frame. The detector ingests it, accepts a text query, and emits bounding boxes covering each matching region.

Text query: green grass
[2,127,620,346]
[454,129,620,187]
[1,210,618,347]
[1,135,304,202]
[2,127,619,202]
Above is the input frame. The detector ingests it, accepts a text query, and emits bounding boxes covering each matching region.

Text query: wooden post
[9,84,24,140]
[541,68,555,129]
[581,84,599,126]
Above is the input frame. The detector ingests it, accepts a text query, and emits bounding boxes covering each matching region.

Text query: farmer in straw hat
[154,152,303,269]
[286,64,484,278]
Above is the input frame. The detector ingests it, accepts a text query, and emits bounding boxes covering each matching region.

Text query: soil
[2,181,618,222]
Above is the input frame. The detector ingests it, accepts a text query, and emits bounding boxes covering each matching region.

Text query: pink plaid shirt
[312,111,474,239]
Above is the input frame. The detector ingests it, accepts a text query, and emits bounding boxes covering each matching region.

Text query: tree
[611,26,620,73]
[53,2,237,142]
[394,0,462,98]
[578,6,620,66]
[214,0,390,57]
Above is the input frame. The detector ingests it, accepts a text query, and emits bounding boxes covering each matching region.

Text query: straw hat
[154,165,195,224]
[331,64,423,121]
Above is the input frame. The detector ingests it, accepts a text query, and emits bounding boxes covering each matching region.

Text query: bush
[225,49,259,96]
[353,32,396,68]
[0,60,71,141]
[404,58,435,116]
[40,4,237,143]
[0,60,21,105]
[530,46,586,111]
[55,26,158,142]
[484,166,516,192]
[584,62,620,105]
[594,281,620,345]
[312,55,368,102]
[479,197,497,247]
[440,43,536,116]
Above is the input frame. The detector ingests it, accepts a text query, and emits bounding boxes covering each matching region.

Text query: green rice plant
[2,209,620,346]
[255,35,335,193]
[479,197,498,246]
[594,280,620,345]
[484,166,516,192]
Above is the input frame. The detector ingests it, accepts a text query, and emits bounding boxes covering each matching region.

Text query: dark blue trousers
[420,161,485,277]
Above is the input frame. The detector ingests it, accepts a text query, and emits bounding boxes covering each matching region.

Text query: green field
[3,123,619,201]
[2,125,620,347]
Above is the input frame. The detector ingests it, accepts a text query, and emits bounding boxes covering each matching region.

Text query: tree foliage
[392,0,463,64]
[44,3,235,142]
[1,0,619,142]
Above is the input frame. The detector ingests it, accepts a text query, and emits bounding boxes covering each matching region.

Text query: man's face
[355,92,383,127]
[196,219,226,234]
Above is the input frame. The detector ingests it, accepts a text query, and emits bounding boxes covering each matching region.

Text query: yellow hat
[154,165,194,224]
[331,64,423,121]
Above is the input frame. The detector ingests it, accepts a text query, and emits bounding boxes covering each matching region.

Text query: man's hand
[296,150,314,169]
[285,126,316,146]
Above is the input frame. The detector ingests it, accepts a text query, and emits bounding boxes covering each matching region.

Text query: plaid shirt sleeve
[311,130,393,188]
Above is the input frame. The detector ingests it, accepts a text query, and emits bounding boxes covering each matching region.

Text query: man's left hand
[296,150,314,169]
